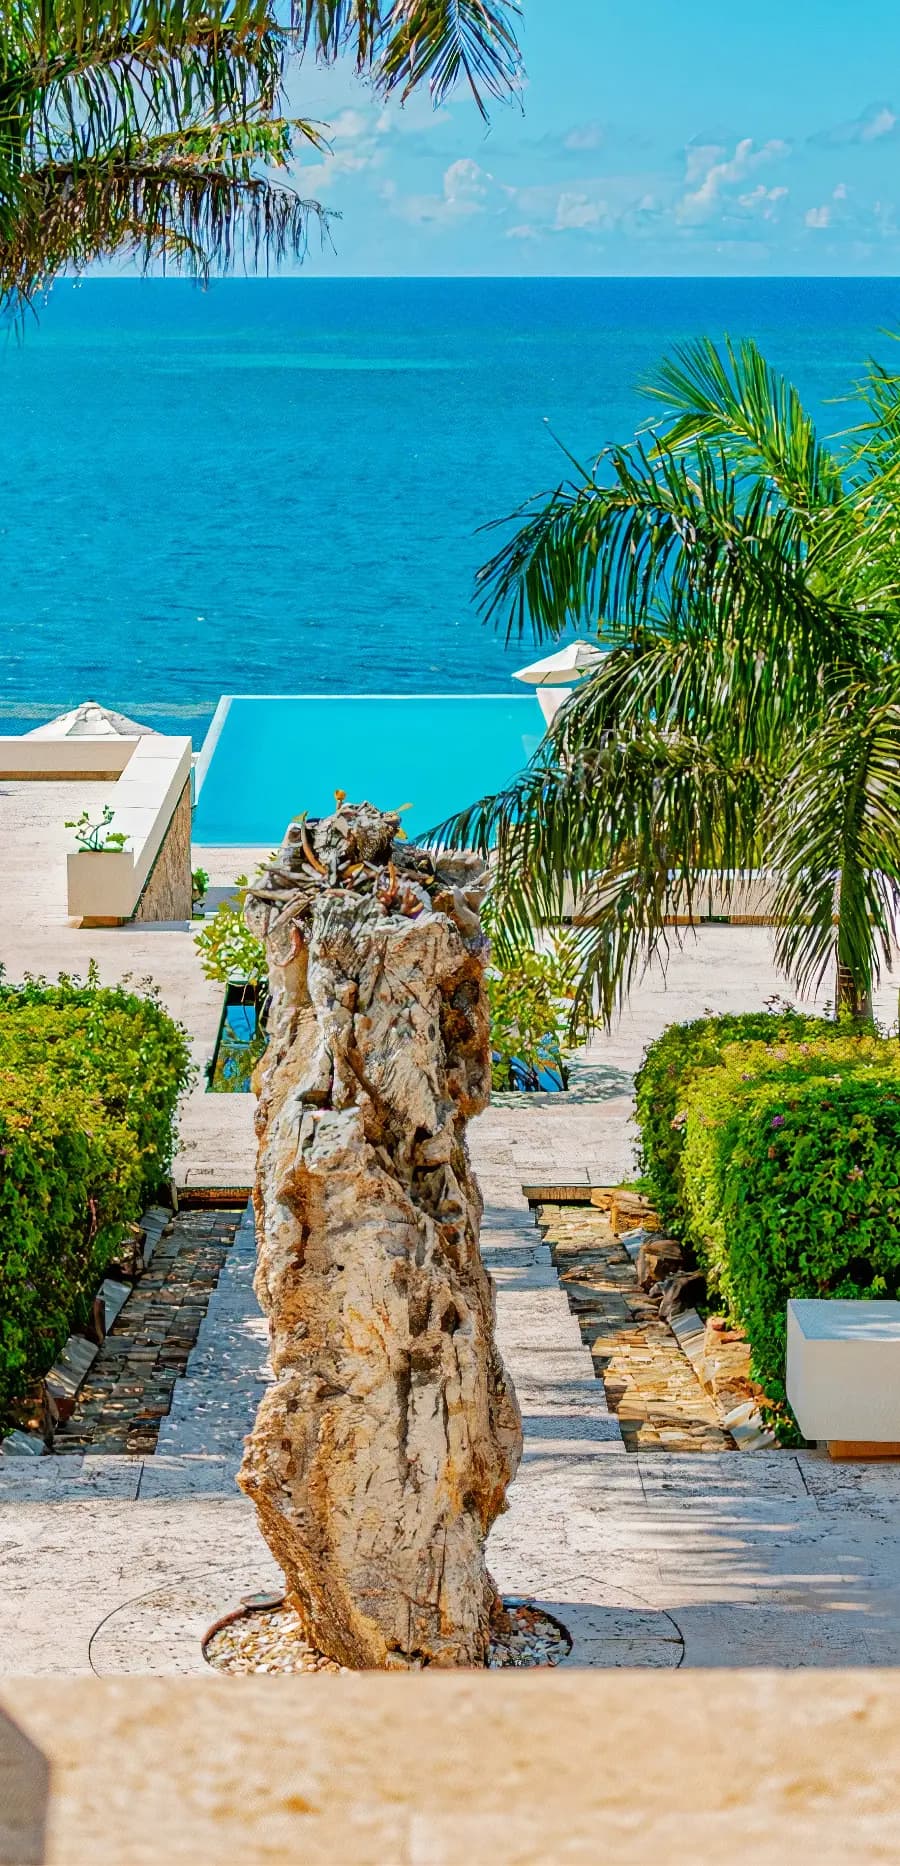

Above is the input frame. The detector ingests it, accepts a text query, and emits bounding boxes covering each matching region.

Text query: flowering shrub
[0,968,191,1421]
[678,1035,900,1410]
[633,1010,841,1224]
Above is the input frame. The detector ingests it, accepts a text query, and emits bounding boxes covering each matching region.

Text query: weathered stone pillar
[238,801,522,1669]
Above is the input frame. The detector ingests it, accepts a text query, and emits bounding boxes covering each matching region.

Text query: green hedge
[0,970,192,1421]
[633,1010,840,1226]
[679,1035,900,1408]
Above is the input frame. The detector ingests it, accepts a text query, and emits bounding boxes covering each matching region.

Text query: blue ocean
[1,276,899,744]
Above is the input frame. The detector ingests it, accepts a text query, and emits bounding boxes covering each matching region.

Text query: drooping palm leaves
[0,0,522,308]
[438,337,900,1022]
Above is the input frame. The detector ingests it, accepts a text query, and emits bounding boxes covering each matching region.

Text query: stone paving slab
[5,1119,900,1674]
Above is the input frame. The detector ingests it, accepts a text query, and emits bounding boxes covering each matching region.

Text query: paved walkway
[539,1203,732,1452]
[3,1168,900,1674]
[3,870,900,1673]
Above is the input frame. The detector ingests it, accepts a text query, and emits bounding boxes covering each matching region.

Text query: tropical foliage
[439,338,900,1022]
[0,967,191,1420]
[486,933,583,1090]
[633,1007,841,1225]
[194,866,578,1091]
[194,871,268,990]
[669,1028,900,1420]
[0,0,522,310]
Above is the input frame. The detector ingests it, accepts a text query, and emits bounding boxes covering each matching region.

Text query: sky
[279,0,900,275]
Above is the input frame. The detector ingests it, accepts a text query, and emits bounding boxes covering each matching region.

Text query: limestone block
[697,1316,754,1406]
[636,1238,683,1290]
[239,802,522,1670]
[787,1299,900,1445]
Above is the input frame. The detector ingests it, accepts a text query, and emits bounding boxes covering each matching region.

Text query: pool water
[206,983,267,1091]
[193,694,544,845]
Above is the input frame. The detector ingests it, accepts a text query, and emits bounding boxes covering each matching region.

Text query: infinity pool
[193,694,544,844]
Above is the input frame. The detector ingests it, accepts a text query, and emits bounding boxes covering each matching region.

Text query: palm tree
[440,338,900,1022]
[0,0,522,310]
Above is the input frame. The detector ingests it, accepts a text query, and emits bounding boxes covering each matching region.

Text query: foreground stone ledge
[3,1673,900,1864]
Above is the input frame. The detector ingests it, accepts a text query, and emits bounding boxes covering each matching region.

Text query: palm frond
[1,0,523,306]
[377,0,521,116]
[643,334,845,514]
[2,154,329,301]
[432,646,769,1024]
[768,683,900,1004]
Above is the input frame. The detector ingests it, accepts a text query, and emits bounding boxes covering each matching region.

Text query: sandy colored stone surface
[3,1672,900,1864]
[538,1204,731,1451]
[131,777,191,923]
[241,806,521,1668]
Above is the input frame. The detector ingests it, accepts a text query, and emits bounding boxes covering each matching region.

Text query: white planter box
[787,1299,900,1448]
[64,736,192,922]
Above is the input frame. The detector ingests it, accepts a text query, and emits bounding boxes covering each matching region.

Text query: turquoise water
[193,694,543,843]
[2,277,900,741]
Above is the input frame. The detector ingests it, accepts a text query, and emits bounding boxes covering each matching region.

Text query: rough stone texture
[636,1237,683,1290]
[538,1203,732,1452]
[54,1209,242,1455]
[131,779,192,923]
[698,1317,757,1408]
[238,802,522,1670]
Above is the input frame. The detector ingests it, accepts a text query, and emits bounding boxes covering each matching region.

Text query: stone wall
[131,780,192,924]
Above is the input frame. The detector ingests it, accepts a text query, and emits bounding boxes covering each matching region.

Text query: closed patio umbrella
[512,641,605,687]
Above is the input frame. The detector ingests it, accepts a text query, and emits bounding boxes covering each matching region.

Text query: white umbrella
[513,641,604,687]
[25,700,155,739]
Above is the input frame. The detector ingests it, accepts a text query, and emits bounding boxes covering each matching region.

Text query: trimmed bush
[633,1010,841,1226]
[0,970,192,1420]
[679,1035,900,1408]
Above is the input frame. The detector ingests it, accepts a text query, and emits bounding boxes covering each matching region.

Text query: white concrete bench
[787,1298,900,1459]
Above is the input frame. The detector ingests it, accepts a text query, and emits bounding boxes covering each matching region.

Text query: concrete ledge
[66,737,192,921]
[2,1673,900,1863]
[0,738,133,779]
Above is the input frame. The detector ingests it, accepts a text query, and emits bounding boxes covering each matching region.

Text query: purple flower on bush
[770,1114,786,1129]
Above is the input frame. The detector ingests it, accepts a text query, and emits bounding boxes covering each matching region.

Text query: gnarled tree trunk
[238,801,522,1669]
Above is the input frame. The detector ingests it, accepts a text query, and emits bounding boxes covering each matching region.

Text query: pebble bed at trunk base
[204,1598,572,1674]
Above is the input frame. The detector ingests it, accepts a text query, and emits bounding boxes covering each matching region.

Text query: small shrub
[679,1035,900,1409]
[0,968,192,1192]
[194,876,267,990]
[487,936,585,1091]
[0,968,192,1421]
[0,1069,142,1416]
[633,1009,841,1225]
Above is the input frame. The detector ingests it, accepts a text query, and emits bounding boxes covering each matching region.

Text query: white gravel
[205,1598,570,1673]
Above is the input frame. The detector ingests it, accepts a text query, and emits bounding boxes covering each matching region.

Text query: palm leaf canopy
[0,0,522,306]
[437,337,900,1023]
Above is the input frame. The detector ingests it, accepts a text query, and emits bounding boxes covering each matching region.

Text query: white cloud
[506,222,540,241]
[833,182,848,200]
[329,108,371,143]
[442,158,491,213]
[677,137,790,224]
[563,122,605,152]
[812,101,898,146]
[736,183,788,220]
[861,105,896,141]
[553,191,604,231]
[805,204,831,229]
[382,159,494,226]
